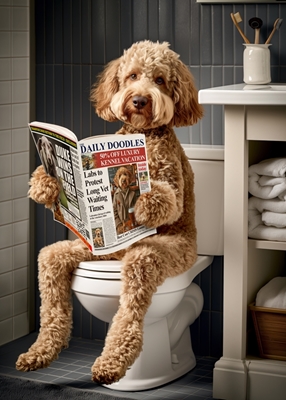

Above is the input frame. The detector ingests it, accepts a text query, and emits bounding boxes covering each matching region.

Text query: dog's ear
[90,58,121,122]
[113,170,119,187]
[172,60,204,127]
[37,138,43,152]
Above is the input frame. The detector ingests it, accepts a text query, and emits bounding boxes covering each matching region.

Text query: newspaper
[29,121,156,255]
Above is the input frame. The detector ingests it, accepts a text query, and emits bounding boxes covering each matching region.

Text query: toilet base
[104,317,196,391]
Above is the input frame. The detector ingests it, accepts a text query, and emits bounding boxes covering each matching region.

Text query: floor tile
[0,334,217,399]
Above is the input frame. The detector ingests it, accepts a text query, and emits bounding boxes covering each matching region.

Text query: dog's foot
[16,350,55,372]
[91,356,126,385]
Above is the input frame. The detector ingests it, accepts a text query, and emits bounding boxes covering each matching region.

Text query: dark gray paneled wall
[34,0,285,358]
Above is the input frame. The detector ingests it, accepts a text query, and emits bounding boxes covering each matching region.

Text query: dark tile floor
[0,333,218,399]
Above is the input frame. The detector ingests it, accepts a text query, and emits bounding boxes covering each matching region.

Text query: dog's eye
[130,74,137,80]
[155,77,164,85]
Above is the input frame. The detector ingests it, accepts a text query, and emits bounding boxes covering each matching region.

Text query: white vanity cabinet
[199,84,286,400]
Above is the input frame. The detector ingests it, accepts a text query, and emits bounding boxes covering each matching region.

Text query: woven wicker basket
[250,303,286,361]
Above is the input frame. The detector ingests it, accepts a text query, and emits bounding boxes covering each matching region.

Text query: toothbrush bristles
[233,12,242,23]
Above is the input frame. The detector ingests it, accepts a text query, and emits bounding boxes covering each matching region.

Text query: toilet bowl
[71,144,224,391]
[72,255,213,390]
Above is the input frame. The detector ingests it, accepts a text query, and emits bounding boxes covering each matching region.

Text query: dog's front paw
[91,356,124,385]
[135,181,179,228]
[28,165,60,208]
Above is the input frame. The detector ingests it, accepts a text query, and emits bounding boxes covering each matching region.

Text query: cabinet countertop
[199,83,286,106]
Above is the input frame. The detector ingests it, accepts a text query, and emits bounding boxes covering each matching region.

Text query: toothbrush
[230,12,250,44]
[265,18,283,45]
[249,17,263,44]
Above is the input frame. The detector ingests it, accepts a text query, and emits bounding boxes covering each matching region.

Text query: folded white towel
[248,196,286,241]
[262,211,286,228]
[249,158,286,178]
[249,158,286,200]
[256,277,286,309]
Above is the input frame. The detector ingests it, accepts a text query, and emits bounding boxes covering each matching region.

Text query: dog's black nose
[132,96,148,109]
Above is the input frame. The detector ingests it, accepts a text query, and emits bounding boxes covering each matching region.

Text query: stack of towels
[249,158,286,241]
[256,277,286,309]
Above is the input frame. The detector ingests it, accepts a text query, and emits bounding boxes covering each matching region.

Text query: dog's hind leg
[16,239,94,371]
[91,239,176,385]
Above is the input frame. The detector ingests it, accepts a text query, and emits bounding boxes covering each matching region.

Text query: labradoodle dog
[16,40,203,384]
[93,228,104,247]
[113,166,137,233]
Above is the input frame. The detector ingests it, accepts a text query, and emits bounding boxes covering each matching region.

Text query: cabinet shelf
[249,239,286,251]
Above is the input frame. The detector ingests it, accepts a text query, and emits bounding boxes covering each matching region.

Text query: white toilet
[71,144,224,391]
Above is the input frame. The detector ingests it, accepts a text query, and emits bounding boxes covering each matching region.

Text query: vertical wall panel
[54,65,63,126]
[120,0,133,51]
[81,0,92,65]
[245,4,257,46]
[63,65,72,131]
[35,1,45,65]
[189,0,201,66]
[268,5,280,65]
[148,0,159,42]
[91,0,105,65]
[105,0,121,62]
[54,0,63,65]
[72,0,81,65]
[72,65,82,138]
[63,0,72,64]
[72,295,82,338]
[281,66,286,82]
[46,212,57,246]
[91,316,107,341]
[158,0,174,45]
[210,312,223,358]
[223,5,234,66]
[280,5,286,66]
[211,257,223,313]
[200,6,212,65]
[35,65,45,121]
[45,1,54,65]
[223,65,234,85]
[133,0,148,42]
[256,4,268,45]
[91,65,105,136]
[212,6,223,66]
[82,65,92,137]
[45,65,54,122]
[200,66,212,144]
[174,0,189,62]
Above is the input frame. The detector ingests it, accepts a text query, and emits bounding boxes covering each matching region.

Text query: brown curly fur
[16,41,203,384]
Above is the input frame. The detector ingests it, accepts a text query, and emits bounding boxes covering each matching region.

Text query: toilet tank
[183,144,224,256]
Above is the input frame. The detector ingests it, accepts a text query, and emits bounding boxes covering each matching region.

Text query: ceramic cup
[243,44,271,85]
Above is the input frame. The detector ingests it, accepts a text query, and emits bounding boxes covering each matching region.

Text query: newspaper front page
[29,122,156,255]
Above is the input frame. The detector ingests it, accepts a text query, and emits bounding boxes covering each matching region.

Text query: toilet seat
[73,260,122,280]
[73,255,213,293]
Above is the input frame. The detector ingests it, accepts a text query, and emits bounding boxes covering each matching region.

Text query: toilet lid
[73,260,122,280]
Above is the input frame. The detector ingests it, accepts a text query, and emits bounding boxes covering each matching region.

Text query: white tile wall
[0,1,30,346]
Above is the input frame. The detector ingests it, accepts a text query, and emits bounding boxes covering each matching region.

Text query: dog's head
[37,136,58,178]
[90,41,203,129]
[95,228,102,238]
[114,167,132,191]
